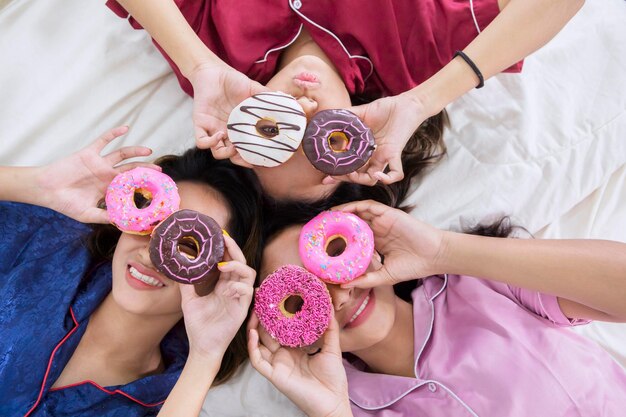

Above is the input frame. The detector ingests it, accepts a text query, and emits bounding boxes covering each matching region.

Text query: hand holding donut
[36,126,161,224]
[180,233,255,360]
[248,312,353,417]
[337,200,446,288]
[325,93,428,186]
[189,63,269,166]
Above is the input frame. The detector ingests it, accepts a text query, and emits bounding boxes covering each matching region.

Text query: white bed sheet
[1,0,625,415]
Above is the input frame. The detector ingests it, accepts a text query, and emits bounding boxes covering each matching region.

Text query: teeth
[129,266,164,287]
[349,294,370,323]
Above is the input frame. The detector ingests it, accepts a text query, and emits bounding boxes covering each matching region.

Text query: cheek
[111,283,183,316]
[338,287,397,352]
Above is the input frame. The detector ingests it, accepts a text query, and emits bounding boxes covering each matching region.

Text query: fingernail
[222,229,230,237]
[218,261,229,268]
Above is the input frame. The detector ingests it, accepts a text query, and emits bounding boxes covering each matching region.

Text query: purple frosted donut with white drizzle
[227,91,307,167]
[254,265,332,348]
[149,209,224,284]
[302,109,375,176]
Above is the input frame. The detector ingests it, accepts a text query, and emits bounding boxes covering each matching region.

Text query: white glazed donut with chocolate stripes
[227,91,307,167]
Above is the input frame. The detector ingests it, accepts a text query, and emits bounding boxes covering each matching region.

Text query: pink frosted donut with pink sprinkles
[105,167,180,235]
[299,211,374,284]
[254,265,332,348]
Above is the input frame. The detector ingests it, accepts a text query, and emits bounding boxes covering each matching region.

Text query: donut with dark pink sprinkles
[149,209,224,284]
[254,265,332,347]
[302,109,375,176]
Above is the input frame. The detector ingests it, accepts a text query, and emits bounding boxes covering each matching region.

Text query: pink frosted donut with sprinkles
[299,211,374,284]
[302,109,375,176]
[254,265,332,347]
[105,167,180,235]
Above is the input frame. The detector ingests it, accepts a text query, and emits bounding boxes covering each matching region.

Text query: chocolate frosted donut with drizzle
[149,209,224,284]
[227,92,307,167]
[302,109,375,176]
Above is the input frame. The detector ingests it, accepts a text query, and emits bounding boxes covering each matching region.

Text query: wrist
[431,230,456,275]
[405,56,480,117]
[0,166,44,206]
[320,403,353,417]
[187,347,225,368]
[183,54,228,81]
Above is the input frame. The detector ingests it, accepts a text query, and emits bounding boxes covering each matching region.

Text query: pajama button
[428,383,437,392]
[293,0,302,9]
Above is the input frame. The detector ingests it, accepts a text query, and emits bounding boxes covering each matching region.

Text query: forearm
[407,0,585,116]
[437,232,626,320]
[157,351,222,417]
[116,0,225,77]
[0,166,44,205]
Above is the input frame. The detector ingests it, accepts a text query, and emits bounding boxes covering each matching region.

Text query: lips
[126,262,166,290]
[344,289,375,329]
[293,72,321,89]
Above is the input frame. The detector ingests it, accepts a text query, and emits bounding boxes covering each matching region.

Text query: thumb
[341,268,391,289]
[82,208,110,225]
[179,283,200,305]
[321,313,342,356]
[251,81,271,95]
[346,103,367,120]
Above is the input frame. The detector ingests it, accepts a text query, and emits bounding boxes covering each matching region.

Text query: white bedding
[1,0,625,415]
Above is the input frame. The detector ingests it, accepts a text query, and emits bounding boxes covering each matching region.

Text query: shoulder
[0,202,92,273]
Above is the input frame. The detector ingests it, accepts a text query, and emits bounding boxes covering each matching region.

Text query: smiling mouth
[348,293,371,324]
[128,266,164,287]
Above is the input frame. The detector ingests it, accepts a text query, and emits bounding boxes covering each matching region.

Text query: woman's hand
[180,234,255,360]
[337,200,446,288]
[189,63,269,167]
[323,93,428,186]
[248,312,353,417]
[35,126,160,223]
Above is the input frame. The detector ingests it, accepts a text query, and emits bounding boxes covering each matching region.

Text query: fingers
[211,140,238,160]
[341,268,389,289]
[248,327,275,377]
[179,282,200,304]
[116,162,162,173]
[323,170,377,186]
[333,199,389,222]
[221,280,254,299]
[230,153,254,169]
[217,259,256,286]
[320,312,342,356]
[90,126,130,153]
[369,156,404,185]
[248,312,281,355]
[80,207,110,224]
[103,146,153,165]
[197,129,225,150]
[221,233,246,264]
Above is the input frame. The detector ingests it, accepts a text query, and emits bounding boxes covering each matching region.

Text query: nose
[327,283,354,312]
[296,95,318,119]
[136,235,154,266]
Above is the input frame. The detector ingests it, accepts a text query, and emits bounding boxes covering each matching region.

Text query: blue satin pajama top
[0,202,188,417]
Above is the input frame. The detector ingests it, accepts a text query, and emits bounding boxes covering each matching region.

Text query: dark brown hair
[88,147,263,385]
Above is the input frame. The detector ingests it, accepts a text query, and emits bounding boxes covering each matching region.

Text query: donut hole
[133,188,153,209]
[325,235,347,257]
[255,118,280,138]
[328,131,350,153]
[177,236,200,260]
[280,294,305,317]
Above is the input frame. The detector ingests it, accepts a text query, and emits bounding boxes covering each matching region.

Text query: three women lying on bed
[3,1,617,415]
[2,119,626,417]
